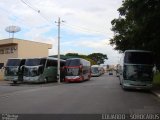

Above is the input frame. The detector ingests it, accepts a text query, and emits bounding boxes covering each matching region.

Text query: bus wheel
[122,84,127,90]
[13,81,17,84]
[44,77,48,83]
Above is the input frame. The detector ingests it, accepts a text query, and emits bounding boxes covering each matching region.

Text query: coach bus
[4,58,25,84]
[119,50,154,90]
[64,58,91,82]
[23,57,66,83]
[91,65,101,77]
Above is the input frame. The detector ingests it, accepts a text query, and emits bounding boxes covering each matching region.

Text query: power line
[20,0,53,25]
[21,0,39,13]
[20,0,109,37]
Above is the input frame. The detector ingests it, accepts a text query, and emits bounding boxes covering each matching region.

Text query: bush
[153,73,160,86]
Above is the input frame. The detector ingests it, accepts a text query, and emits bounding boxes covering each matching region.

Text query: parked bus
[91,65,101,77]
[4,58,26,84]
[23,57,66,83]
[119,50,154,90]
[64,58,91,82]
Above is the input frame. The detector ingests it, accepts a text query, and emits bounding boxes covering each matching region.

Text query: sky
[0,0,122,65]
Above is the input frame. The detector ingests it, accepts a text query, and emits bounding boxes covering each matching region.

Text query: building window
[5,48,11,54]
[0,63,4,69]
[0,49,4,54]
[11,47,14,53]
[0,46,16,54]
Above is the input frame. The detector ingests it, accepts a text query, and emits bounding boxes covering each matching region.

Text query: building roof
[0,38,52,49]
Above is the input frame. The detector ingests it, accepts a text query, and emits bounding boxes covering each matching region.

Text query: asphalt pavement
[0,73,160,120]
[0,73,160,114]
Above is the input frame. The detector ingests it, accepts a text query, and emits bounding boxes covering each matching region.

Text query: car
[109,72,113,75]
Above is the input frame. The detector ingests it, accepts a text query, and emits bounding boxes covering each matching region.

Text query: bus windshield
[66,68,80,76]
[91,67,99,73]
[66,59,80,66]
[6,59,21,66]
[25,59,41,66]
[124,52,153,64]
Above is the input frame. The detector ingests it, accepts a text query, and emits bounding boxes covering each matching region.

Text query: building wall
[0,69,4,81]
[17,40,51,58]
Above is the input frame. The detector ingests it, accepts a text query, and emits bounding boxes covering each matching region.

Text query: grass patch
[153,73,160,86]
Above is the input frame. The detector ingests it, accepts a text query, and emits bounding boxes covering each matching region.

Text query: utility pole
[55,17,64,83]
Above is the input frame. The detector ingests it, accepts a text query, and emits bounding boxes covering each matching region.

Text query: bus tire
[120,82,122,85]
[44,77,48,83]
[122,84,127,90]
[13,81,17,84]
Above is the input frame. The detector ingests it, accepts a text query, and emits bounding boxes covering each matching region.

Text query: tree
[79,54,96,65]
[110,0,160,65]
[65,53,96,65]
[65,53,80,57]
[88,53,108,65]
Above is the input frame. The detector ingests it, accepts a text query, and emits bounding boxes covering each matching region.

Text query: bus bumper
[23,76,43,83]
[65,76,83,82]
[122,81,153,90]
[91,73,100,77]
[4,76,18,82]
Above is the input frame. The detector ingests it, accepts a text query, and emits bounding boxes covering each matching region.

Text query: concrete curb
[151,90,160,98]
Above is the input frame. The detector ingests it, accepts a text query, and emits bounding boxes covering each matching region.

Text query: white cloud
[60,38,121,64]
[0,0,123,64]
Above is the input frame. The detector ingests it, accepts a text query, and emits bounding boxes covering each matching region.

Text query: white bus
[119,50,154,90]
[91,65,101,77]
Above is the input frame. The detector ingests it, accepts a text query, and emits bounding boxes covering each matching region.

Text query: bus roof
[124,50,152,53]
[66,58,82,60]
[7,58,25,60]
[91,65,100,67]
[25,57,65,62]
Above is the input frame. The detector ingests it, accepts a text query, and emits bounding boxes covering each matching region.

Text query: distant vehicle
[109,72,113,75]
[116,64,121,77]
[4,58,25,84]
[64,58,91,82]
[91,65,101,77]
[23,57,66,83]
[119,50,154,90]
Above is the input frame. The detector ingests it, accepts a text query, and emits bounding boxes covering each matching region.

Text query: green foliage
[88,53,108,65]
[153,73,160,86]
[79,55,96,65]
[64,53,106,65]
[65,53,80,57]
[110,0,160,63]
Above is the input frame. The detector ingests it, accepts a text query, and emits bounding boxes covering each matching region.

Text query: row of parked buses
[91,65,105,77]
[4,57,91,84]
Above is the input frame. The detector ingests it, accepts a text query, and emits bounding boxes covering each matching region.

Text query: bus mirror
[20,65,24,70]
[39,65,43,68]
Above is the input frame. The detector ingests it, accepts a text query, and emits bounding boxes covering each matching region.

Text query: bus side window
[40,59,46,67]
[46,60,51,68]
[46,59,57,68]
